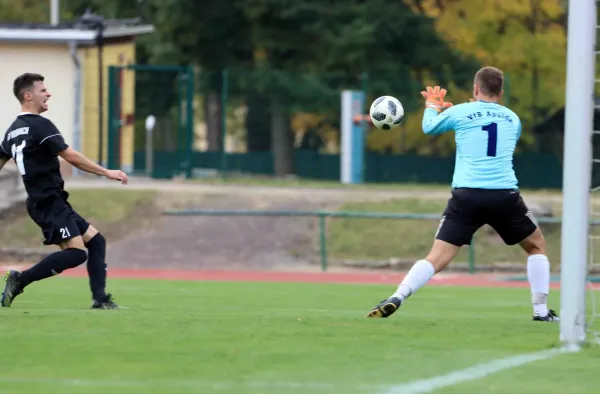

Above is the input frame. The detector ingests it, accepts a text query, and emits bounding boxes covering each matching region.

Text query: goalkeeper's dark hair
[474,67,503,97]
[13,73,45,103]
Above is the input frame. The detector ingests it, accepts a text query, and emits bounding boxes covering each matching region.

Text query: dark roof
[0,17,154,43]
[0,17,145,30]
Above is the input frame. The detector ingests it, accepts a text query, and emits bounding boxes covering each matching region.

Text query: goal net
[587,2,600,346]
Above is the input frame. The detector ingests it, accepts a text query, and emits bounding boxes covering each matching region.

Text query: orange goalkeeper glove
[420,86,453,112]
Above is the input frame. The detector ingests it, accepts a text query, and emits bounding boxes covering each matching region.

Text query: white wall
[0,164,26,214]
[0,43,75,144]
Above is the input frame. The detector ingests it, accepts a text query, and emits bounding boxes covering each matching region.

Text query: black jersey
[0,113,69,202]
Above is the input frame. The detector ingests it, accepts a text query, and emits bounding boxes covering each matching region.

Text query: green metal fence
[124,66,566,189]
[107,64,571,189]
[134,150,563,188]
[162,209,598,272]
[108,64,195,177]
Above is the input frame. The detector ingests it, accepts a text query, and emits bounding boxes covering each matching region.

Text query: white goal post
[559,0,597,348]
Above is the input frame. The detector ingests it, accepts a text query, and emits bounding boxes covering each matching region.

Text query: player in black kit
[0,73,128,309]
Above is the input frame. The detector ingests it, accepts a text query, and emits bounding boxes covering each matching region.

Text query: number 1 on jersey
[482,122,497,157]
[11,140,26,175]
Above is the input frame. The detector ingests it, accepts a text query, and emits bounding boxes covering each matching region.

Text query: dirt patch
[0,196,160,265]
[0,200,28,222]
[103,191,341,270]
[97,198,161,243]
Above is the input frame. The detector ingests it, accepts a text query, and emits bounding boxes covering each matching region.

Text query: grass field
[326,198,600,268]
[196,176,450,191]
[0,275,598,394]
[0,189,156,248]
[192,175,566,197]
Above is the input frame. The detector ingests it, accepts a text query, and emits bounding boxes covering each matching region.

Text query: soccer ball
[369,96,404,130]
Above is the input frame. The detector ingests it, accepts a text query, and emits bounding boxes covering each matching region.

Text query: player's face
[24,81,51,113]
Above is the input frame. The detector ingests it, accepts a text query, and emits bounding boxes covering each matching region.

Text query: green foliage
[0,0,49,22]
[61,0,144,20]
[406,0,567,149]
[4,0,560,156]
[134,70,180,116]
[149,0,250,69]
[0,0,147,26]
[130,68,185,152]
[143,0,480,154]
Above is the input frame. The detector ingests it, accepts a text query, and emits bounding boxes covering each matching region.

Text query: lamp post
[145,115,156,177]
[50,0,59,25]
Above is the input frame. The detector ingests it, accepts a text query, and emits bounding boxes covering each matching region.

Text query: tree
[232,0,481,170]
[405,0,567,151]
[61,0,144,20]
[9,0,484,165]
[62,0,251,153]
[149,0,252,153]
[76,0,479,169]
[0,0,49,22]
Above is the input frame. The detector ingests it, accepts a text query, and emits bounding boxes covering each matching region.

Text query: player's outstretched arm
[58,147,128,185]
[421,108,457,135]
[420,85,456,135]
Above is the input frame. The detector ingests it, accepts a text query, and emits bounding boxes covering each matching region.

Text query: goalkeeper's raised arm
[420,85,458,135]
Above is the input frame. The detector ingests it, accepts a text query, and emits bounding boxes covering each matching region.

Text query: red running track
[56,267,571,288]
[2,265,595,288]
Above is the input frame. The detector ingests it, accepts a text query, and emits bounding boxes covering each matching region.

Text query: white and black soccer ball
[369,96,404,130]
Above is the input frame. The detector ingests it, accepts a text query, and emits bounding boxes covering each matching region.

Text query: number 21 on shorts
[60,227,71,239]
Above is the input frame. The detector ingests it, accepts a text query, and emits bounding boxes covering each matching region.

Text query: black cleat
[366,297,402,318]
[533,309,559,322]
[91,293,120,309]
[1,270,24,307]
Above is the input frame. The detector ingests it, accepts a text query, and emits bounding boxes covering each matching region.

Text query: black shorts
[435,188,538,246]
[26,191,90,246]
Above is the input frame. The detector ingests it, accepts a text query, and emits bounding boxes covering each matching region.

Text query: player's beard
[38,100,48,113]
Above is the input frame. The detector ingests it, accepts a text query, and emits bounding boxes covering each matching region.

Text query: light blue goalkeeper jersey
[422,100,522,190]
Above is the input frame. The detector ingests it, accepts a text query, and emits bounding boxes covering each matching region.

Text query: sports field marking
[382,348,567,394]
[0,350,573,393]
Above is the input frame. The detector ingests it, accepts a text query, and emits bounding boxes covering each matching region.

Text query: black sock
[20,248,88,287]
[86,233,107,300]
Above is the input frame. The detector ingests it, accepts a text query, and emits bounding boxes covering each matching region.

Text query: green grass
[193,175,564,196]
[0,189,156,248]
[0,277,596,394]
[195,175,449,190]
[327,198,594,267]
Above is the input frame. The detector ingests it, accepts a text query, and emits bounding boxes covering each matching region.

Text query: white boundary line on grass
[0,348,577,392]
[382,348,570,394]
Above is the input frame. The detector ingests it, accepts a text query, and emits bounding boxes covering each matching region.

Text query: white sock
[527,254,550,316]
[392,260,435,301]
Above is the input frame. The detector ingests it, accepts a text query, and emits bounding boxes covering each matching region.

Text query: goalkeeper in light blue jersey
[421,88,521,190]
[367,67,558,322]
